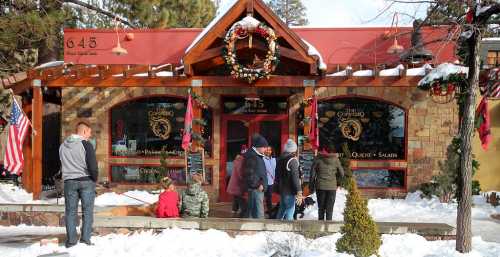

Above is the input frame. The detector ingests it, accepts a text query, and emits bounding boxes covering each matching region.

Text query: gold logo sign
[148,107,174,140]
[339,119,362,141]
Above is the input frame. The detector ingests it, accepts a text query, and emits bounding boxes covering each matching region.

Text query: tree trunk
[456,28,481,254]
[37,0,62,65]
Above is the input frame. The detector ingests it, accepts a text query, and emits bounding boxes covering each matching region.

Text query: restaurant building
[4,0,464,200]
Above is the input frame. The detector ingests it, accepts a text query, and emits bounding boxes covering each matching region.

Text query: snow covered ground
[0,183,159,206]
[1,228,499,257]
[1,183,499,242]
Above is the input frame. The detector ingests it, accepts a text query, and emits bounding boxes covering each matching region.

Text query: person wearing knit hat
[242,133,269,219]
[274,139,302,220]
[155,177,180,218]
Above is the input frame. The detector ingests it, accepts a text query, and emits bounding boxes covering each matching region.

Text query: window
[353,168,405,189]
[318,98,406,160]
[110,96,213,157]
[487,51,500,67]
[110,165,213,185]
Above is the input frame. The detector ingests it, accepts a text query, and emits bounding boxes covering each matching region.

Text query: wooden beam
[303,86,313,151]
[193,41,310,65]
[32,82,43,200]
[43,75,423,88]
[183,1,247,73]
[191,87,203,151]
[246,0,254,15]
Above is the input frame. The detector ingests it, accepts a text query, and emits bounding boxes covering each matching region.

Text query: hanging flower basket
[223,17,280,83]
[431,82,456,97]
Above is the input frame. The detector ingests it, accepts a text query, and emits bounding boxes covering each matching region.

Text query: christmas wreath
[223,16,279,83]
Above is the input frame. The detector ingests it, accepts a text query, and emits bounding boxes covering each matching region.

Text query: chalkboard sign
[185,150,205,182]
[299,150,315,182]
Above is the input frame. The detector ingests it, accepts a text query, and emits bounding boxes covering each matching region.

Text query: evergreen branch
[62,0,136,28]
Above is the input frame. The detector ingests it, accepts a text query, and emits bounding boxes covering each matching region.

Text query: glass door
[220,114,288,202]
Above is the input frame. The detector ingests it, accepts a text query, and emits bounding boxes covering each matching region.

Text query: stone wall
[61,85,457,199]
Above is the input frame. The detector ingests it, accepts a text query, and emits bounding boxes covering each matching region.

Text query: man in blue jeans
[59,122,98,248]
[243,134,269,219]
[275,139,302,220]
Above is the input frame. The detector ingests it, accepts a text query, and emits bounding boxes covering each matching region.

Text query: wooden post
[303,86,314,151]
[191,87,203,151]
[32,80,43,200]
[22,131,33,193]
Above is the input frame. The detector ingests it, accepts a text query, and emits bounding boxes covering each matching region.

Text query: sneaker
[65,242,77,248]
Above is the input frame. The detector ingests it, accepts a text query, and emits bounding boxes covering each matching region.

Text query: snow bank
[0,183,158,206]
[418,63,468,87]
[0,225,65,237]
[2,228,500,257]
[301,189,500,223]
[94,190,158,206]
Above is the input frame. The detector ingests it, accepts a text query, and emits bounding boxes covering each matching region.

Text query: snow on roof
[184,0,238,54]
[406,63,433,76]
[418,63,468,86]
[34,61,64,70]
[352,69,374,77]
[379,64,405,77]
[302,39,327,70]
[326,66,352,77]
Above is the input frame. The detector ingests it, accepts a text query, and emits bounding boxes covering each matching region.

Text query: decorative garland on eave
[222,19,280,83]
[418,73,468,104]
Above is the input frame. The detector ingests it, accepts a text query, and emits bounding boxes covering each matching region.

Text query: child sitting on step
[156,177,180,218]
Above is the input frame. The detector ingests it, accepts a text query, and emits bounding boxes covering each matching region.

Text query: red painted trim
[219,112,289,202]
[107,93,214,159]
[317,94,409,162]
[351,166,408,192]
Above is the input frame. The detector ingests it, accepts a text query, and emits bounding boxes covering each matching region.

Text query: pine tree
[266,0,308,26]
[336,178,381,257]
[0,0,216,76]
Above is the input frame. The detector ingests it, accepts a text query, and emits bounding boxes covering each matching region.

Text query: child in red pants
[156,177,180,218]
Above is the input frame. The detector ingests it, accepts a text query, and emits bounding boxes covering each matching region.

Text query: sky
[218,0,430,27]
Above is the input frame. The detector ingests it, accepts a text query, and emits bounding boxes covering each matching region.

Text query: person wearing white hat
[274,139,302,220]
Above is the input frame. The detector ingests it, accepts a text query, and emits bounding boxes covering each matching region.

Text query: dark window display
[110,96,213,157]
[110,165,213,185]
[222,96,288,114]
[353,168,405,188]
[319,98,406,160]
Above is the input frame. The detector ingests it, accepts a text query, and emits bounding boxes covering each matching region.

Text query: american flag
[3,99,30,175]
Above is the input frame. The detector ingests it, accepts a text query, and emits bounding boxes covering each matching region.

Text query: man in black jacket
[243,134,269,219]
[59,121,98,248]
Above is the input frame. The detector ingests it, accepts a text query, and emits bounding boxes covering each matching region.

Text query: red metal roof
[63,27,456,67]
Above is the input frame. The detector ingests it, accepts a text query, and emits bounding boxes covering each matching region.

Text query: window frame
[317,95,408,162]
[108,94,214,159]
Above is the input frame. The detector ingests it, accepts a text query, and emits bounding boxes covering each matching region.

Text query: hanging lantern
[386,12,405,55]
[387,38,404,54]
[111,18,128,56]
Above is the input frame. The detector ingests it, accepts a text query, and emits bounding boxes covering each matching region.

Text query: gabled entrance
[183,0,324,77]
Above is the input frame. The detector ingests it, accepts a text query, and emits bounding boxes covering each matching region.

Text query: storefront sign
[222,96,288,114]
[186,151,205,182]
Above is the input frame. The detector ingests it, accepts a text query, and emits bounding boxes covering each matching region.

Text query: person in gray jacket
[59,121,98,248]
[309,144,344,221]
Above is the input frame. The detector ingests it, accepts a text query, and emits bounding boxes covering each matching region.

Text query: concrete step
[93,216,456,240]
